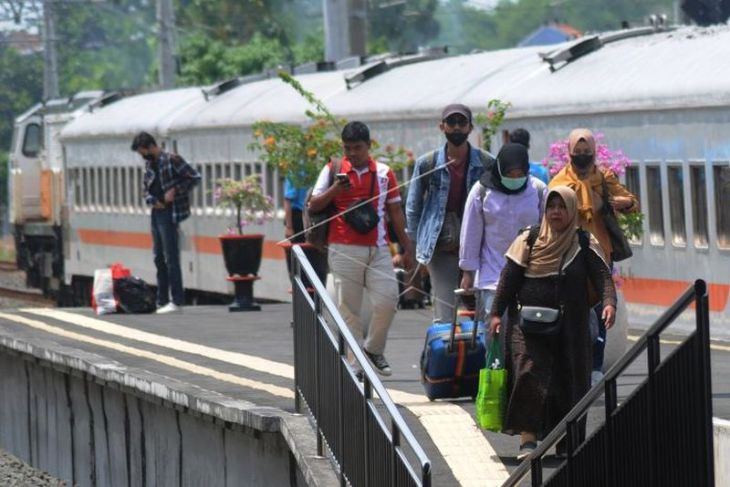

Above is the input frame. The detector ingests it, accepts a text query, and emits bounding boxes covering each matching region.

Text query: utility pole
[348,0,367,57]
[323,0,351,62]
[42,0,59,99]
[157,0,176,88]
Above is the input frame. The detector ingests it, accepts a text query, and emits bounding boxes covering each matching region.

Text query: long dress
[490,247,616,438]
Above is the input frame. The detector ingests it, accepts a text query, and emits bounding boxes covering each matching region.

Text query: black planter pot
[219,234,264,276]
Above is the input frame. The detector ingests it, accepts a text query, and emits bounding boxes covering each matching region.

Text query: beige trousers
[328,243,398,355]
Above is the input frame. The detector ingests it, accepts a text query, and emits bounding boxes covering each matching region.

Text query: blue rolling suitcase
[420,289,488,401]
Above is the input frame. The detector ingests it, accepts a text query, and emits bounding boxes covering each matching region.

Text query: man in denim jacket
[405,104,491,323]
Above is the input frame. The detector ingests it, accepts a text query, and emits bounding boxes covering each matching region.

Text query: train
[9,23,730,338]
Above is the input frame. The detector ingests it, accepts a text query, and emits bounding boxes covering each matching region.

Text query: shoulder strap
[577,229,590,251]
[326,159,341,188]
[526,225,540,249]
[423,150,437,189]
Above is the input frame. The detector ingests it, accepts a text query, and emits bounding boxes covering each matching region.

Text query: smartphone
[335,173,349,184]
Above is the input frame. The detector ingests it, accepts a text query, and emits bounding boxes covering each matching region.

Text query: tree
[369,0,440,53]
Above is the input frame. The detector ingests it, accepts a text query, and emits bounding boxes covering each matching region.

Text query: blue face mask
[497,159,527,190]
[501,176,527,190]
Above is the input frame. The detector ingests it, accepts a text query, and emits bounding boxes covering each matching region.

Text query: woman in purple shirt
[459,143,547,314]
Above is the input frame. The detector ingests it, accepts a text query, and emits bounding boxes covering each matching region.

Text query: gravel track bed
[0,270,52,308]
[0,449,66,486]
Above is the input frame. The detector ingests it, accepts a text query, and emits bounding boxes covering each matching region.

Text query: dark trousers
[151,208,184,306]
[285,208,328,286]
[592,303,607,371]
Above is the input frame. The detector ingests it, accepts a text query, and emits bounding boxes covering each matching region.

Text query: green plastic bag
[475,337,507,432]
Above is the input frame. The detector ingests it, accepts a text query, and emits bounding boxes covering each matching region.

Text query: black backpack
[114,276,156,314]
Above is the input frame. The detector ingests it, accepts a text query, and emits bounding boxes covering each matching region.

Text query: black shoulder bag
[517,226,572,336]
[600,174,633,262]
[343,169,380,234]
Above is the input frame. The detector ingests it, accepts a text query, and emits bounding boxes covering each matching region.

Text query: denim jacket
[405,143,490,264]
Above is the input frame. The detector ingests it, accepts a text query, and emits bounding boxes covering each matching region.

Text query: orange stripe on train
[622,277,729,312]
[77,229,286,260]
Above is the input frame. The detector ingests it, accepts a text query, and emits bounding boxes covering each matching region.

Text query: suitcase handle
[448,288,483,352]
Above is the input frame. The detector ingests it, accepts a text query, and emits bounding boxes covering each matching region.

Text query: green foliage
[249,71,414,188]
[214,175,274,234]
[617,212,644,241]
[0,47,42,151]
[473,99,512,152]
[434,0,675,54]
[54,0,157,92]
[369,0,440,52]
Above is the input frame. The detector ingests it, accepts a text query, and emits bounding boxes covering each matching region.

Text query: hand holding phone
[335,173,350,186]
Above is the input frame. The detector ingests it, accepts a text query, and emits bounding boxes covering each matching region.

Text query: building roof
[518,23,582,47]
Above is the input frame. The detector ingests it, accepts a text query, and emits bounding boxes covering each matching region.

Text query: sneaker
[591,370,604,387]
[517,441,537,461]
[156,303,182,314]
[363,350,392,377]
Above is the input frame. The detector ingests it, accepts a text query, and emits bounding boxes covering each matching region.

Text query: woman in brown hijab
[488,186,616,459]
[549,129,639,384]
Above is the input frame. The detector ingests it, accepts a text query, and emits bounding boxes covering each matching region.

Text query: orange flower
[264,136,276,148]
[254,129,263,137]
[307,148,317,158]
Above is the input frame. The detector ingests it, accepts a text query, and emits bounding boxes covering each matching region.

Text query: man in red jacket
[309,122,414,376]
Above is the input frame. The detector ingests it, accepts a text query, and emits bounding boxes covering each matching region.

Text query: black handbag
[600,175,633,262]
[518,233,570,336]
[342,168,380,234]
[435,211,461,252]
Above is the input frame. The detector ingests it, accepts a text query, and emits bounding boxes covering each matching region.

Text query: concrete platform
[0,304,728,486]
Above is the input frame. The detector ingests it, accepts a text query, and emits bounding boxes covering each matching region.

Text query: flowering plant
[250,71,414,189]
[542,133,643,240]
[474,99,512,151]
[214,175,274,235]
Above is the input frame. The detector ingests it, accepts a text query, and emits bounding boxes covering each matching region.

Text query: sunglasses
[444,117,469,128]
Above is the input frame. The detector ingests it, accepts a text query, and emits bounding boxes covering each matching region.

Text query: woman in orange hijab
[549,128,639,384]
[549,129,639,261]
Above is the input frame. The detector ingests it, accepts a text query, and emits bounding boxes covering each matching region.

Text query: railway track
[0,286,55,306]
[0,262,56,306]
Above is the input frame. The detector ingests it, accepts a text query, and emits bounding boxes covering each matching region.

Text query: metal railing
[291,245,431,487]
[504,279,714,486]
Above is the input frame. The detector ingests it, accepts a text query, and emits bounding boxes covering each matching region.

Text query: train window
[244,164,252,177]
[111,167,120,208]
[667,166,686,247]
[624,166,641,203]
[89,167,97,208]
[646,166,664,246]
[224,163,232,179]
[120,167,128,209]
[22,123,42,157]
[690,165,708,248]
[193,164,203,209]
[234,163,242,181]
[73,169,82,209]
[714,165,730,249]
[205,165,213,207]
[133,167,142,210]
[265,166,276,208]
[104,167,112,209]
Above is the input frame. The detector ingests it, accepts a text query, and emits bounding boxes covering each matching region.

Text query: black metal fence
[291,245,431,487]
[504,279,714,487]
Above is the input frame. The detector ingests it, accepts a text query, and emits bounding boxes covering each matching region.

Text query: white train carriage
[18,24,730,339]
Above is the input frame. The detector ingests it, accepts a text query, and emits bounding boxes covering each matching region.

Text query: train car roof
[322,25,730,121]
[60,87,203,140]
[61,24,730,141]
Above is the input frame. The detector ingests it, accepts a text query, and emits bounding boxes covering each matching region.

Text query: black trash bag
[114,276,156,314]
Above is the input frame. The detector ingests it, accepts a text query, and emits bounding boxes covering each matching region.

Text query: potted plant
[215,175,274,278]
